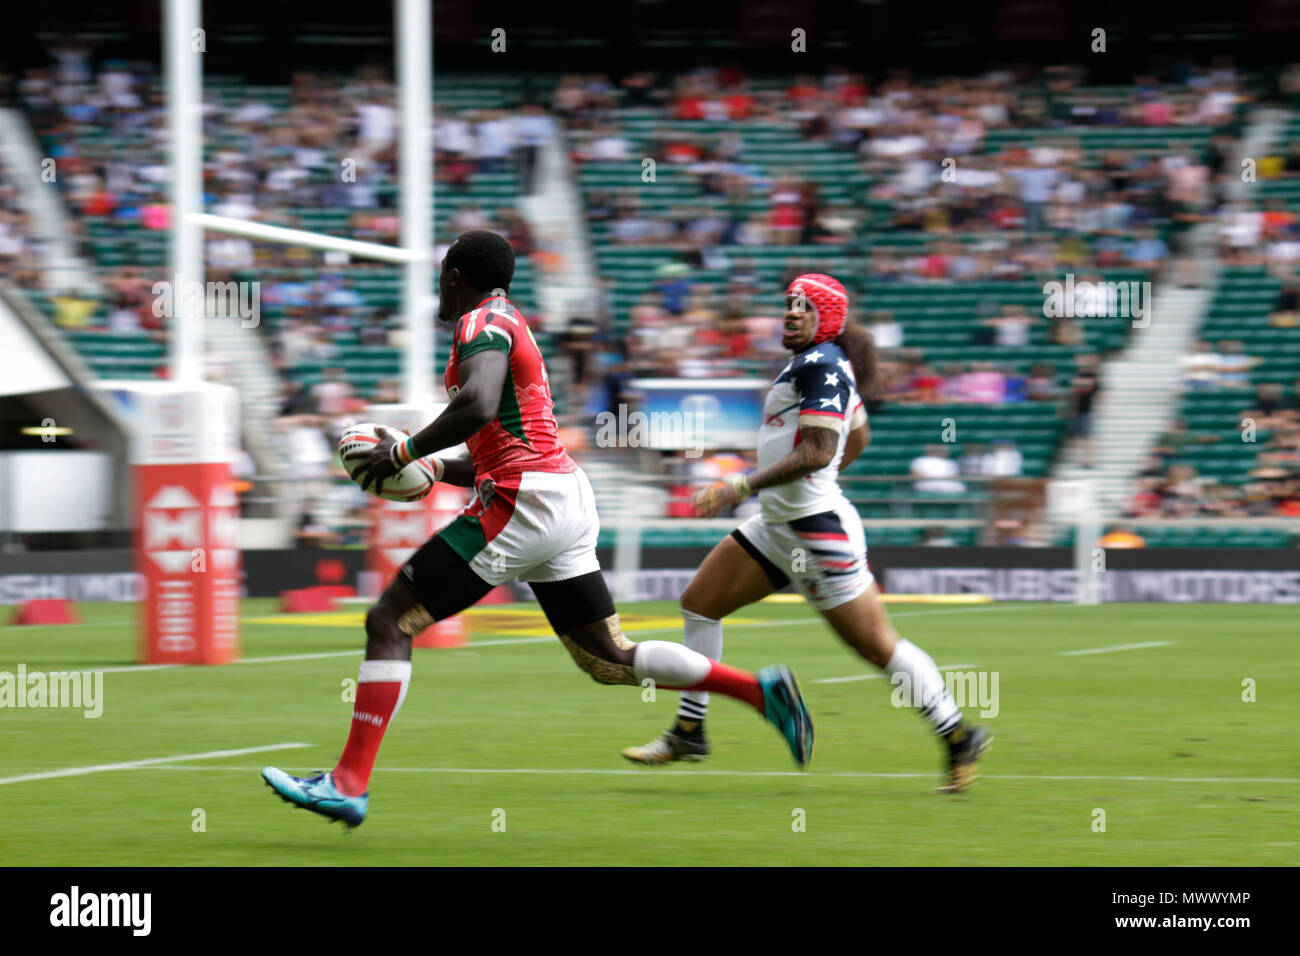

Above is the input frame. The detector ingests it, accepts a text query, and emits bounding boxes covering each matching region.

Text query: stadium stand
[563,67,1242,532]
[17,69,553,396]
[8,53,1294,548]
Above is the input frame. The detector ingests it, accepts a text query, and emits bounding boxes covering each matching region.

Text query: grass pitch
[0,598,1296,866]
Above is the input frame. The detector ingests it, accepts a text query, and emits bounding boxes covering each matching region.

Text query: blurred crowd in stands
[6,47,1300,539]
[1218,197,1300,273]
[909,440,1025,493]
[1125,378,1300,520]
[13,54,546,345]
[1129,330,1300,519]
[563,62,1249,283]
[0,179,37,287]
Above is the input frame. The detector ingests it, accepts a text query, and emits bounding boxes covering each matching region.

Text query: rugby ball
[338,422,437,502]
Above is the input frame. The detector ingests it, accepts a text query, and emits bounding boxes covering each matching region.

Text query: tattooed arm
[693,424,839,517]
[747,425,838,491]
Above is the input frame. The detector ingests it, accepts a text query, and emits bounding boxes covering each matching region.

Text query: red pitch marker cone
[12,599,79,625]
[279,589,337,613]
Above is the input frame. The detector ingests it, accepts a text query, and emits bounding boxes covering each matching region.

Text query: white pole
[1074,478,1101,606]
[166,0,204,384]
[613,512,644,604]
[397,0,435,406]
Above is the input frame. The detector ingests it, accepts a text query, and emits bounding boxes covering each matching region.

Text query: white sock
[677,610,722,724]
[633,640,711,688]
[883,639,961,735]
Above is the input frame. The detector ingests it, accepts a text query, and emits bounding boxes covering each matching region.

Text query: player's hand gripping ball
[338,422,437,502]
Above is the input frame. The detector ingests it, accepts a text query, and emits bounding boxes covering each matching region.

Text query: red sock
[332,660,411,796]
[684,661,764,713]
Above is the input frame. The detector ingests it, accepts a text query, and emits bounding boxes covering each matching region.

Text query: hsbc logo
[144,486,202,574]
[145,486,200,537]
[136,469,242,662]
[145,509,201,549]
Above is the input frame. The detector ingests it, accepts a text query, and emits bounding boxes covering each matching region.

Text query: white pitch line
[633,601,1046,637]
[0,598,1043,635]
[9,602,1045,675]
[93,662,178,674]
[95,650,364,674]
[1059,641,1174,657]
[464,636,556,648]
[816,663,977,684]
[0,743,311,787]
[129,765,1300,785]
[885,603,1046,620]
[86,638,612,673]
[0,612,333,632]
[0,619,135,631]
[235,650,363,665]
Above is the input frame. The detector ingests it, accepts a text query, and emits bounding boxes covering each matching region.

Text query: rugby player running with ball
[261,231,814,827]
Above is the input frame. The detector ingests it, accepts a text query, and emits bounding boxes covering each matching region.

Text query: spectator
[920,526,957,546]
[867,310,904,350]
[1068,354,1101,467]
[985,303,1033,347]
[1128,228,1169,267]
[959,443,990,476]
[1025,364,1059,401]
[1008,153,1058,232]
[768,178,804,246]
[311,367,353,418]
[513,103,552,194]
[960,362,1007,404]
[984,439,1024,477]
[1215,339,1259,389]
[911,445,966,494]
[1179,340,1222,390]
[474,110,515,173]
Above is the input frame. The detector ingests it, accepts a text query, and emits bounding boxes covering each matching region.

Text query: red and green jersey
[445,296,576,479]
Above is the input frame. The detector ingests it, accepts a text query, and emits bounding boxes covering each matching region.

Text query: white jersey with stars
[755,341,864,523]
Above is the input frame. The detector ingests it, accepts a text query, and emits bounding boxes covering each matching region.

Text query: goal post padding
[129,382,242,664]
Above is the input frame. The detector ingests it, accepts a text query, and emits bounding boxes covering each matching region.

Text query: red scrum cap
[787,273,849,344]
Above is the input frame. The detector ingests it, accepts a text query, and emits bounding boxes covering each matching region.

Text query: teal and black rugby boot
[757,665,814,767]
[261,767,368,827]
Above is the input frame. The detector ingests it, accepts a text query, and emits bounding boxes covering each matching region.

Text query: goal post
[153,0,438,661]
[396,0,436,408]
[165,0,203,384]
[173,0,436,403]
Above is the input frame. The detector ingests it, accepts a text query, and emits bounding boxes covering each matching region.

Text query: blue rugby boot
[261,767,368,827]
[757,665,814,766]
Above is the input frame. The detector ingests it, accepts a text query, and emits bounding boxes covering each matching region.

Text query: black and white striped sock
[884,639,962,736]
[677,697,708,725]
[676,609,723,726]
